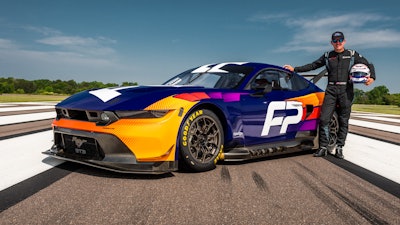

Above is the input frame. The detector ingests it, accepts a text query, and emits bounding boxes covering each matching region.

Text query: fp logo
[261,101,303,136]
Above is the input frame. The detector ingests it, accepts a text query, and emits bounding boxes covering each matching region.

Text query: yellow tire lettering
[213,145,224,164]
[182,110,203,147]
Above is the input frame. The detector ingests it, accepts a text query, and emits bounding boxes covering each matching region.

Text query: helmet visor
[351,72,369,78]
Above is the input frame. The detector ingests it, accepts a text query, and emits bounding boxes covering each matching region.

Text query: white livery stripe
[89,88,121,102]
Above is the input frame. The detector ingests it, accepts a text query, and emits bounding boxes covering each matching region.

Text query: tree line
[354,85,400,106]
[0,77,137,95]
[0,77,399,106]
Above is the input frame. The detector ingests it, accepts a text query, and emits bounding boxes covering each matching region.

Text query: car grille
[55,133,104,160]
[56,108,102,122]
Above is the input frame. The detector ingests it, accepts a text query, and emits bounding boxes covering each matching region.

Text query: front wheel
[179,109,224,172]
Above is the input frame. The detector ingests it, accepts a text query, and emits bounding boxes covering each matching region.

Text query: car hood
[56,85,206,111]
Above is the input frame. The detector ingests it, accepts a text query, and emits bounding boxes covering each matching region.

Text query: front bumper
[42,127,178,174]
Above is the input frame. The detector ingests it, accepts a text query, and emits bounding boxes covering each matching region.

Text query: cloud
[0,38,17,49]
[21,25,118,56]
[0,44,132,83]
[0,25,130,82]
[36,35,117,56]
[37,36,98,46]
[250,12,400,53]
[247,13,289,23]
[23,26,62,36]
[285,14,388,30]
[37,35,116,46]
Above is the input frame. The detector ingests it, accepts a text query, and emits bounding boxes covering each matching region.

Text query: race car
[43,62,338,174]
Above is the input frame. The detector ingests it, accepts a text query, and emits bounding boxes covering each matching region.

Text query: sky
[1,0,400,93]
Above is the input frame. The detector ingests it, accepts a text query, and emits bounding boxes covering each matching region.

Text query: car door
[240,69,303,146]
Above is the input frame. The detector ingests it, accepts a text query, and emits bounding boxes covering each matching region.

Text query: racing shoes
[335,146,344,159]
[313,147,327,157]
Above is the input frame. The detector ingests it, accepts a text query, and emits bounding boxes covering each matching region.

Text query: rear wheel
[327,112,339,154]
[179,109,224,172]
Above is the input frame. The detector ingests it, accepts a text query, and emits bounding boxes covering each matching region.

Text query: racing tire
[327,112,339,154]
[179,109,224,172]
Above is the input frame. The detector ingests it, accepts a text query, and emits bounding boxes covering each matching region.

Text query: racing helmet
[350,64,370,83]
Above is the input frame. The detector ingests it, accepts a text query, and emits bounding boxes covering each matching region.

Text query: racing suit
[294,49,376,148]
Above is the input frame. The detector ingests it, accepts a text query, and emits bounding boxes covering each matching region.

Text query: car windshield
[163,64,253,89]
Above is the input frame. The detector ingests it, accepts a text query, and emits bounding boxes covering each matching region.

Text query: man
[283,31,375,159]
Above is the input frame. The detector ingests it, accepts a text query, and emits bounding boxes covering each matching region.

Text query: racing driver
[283,31,376,159]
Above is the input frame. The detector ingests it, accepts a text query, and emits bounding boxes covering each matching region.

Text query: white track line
[0,104,16,107]
[349,119,400,134]
[352,115,400,123]
[352,111,400,118]
[0,105,54,112]
[0,130,64,191]
[0,102,57,106]
[0,112,56,125]
[345,133,400,184]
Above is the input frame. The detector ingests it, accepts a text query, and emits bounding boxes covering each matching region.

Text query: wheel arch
[175,102,233,159]
[191,103,232,143]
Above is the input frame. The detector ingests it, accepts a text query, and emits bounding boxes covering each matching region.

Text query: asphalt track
[0,103,399,225]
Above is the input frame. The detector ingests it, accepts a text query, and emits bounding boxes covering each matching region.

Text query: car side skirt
[222,131,317,161]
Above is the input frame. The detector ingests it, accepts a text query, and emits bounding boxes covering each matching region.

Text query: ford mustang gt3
[43,62,338,174]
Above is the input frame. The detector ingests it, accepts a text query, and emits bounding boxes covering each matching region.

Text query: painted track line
[0,112,56,125]
[0,130,64,191]
[0,105,54,112]
[344,133,400,184]
[353,115,400,123]
[349,119,400,134]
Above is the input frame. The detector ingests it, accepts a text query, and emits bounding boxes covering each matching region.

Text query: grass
[0,94,69,103]
[352,104,400,115]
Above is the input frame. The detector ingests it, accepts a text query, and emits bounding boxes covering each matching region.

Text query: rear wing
[301,69,327,84]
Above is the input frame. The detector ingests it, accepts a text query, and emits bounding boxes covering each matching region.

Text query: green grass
[0,94,69,103]
[352,104,400,115]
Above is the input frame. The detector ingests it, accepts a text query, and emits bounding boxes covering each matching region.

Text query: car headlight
[115,110,169,119]
[101,112,111,121]
[97,111,119,126]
